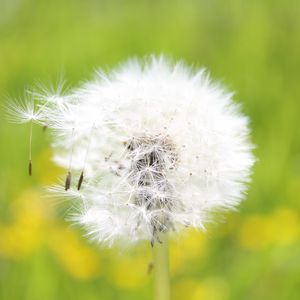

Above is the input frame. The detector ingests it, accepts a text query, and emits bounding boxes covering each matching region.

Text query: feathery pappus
[8,55,255,247]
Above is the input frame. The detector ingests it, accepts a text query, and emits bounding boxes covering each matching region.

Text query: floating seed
[151,237,155,248]
[147,262,154,274]
[28,159,32,176]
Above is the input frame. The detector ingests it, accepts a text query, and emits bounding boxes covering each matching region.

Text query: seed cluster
[126,134,177,245]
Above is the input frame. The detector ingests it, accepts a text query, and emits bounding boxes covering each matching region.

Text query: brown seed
[147,262,154,275]
[151,238,155,248]
[77,171,84,191]
[28,159,32,176]
[65,171,72,190]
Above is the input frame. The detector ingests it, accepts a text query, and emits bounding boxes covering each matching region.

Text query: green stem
[153,234,170,300]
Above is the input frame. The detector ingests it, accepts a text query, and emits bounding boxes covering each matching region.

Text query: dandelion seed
[62,127,75,190]
[28,159,32,176]
[28,120,33,176]
[76,125,95,190]
[65,171,72,191]
[77,171,84,191]
[147,261,154,274]
[6,98,44,176]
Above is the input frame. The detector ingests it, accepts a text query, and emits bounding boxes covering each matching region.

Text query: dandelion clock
[8,55,255,300]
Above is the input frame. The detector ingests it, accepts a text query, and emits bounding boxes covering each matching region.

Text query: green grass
[1,0,300,299]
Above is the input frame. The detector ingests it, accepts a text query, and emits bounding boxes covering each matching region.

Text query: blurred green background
[0,0,300,299]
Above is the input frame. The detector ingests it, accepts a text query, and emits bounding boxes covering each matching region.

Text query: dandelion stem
[153,234,170,300]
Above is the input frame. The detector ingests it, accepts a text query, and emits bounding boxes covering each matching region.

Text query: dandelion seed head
[12,55,255,246]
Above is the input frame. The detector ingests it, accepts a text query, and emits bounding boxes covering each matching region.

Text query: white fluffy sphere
[15,56,255,246]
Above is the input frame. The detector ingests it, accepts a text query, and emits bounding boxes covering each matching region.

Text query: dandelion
[10,55,255,300]
[6,98,45,176]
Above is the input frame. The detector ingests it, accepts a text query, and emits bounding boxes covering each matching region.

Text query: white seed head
[12,55,255,247]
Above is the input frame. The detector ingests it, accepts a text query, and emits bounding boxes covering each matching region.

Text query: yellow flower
[109,254,149,289]
[239,208,300,250]
[267,208,300,245]
[48,226,100,280]
[239,214,267,249]
[170,229,207,274]
[0,190,48,259]
[173,277,229,300]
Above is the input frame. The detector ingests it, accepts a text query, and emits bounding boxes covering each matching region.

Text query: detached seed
[28,159,32,176]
